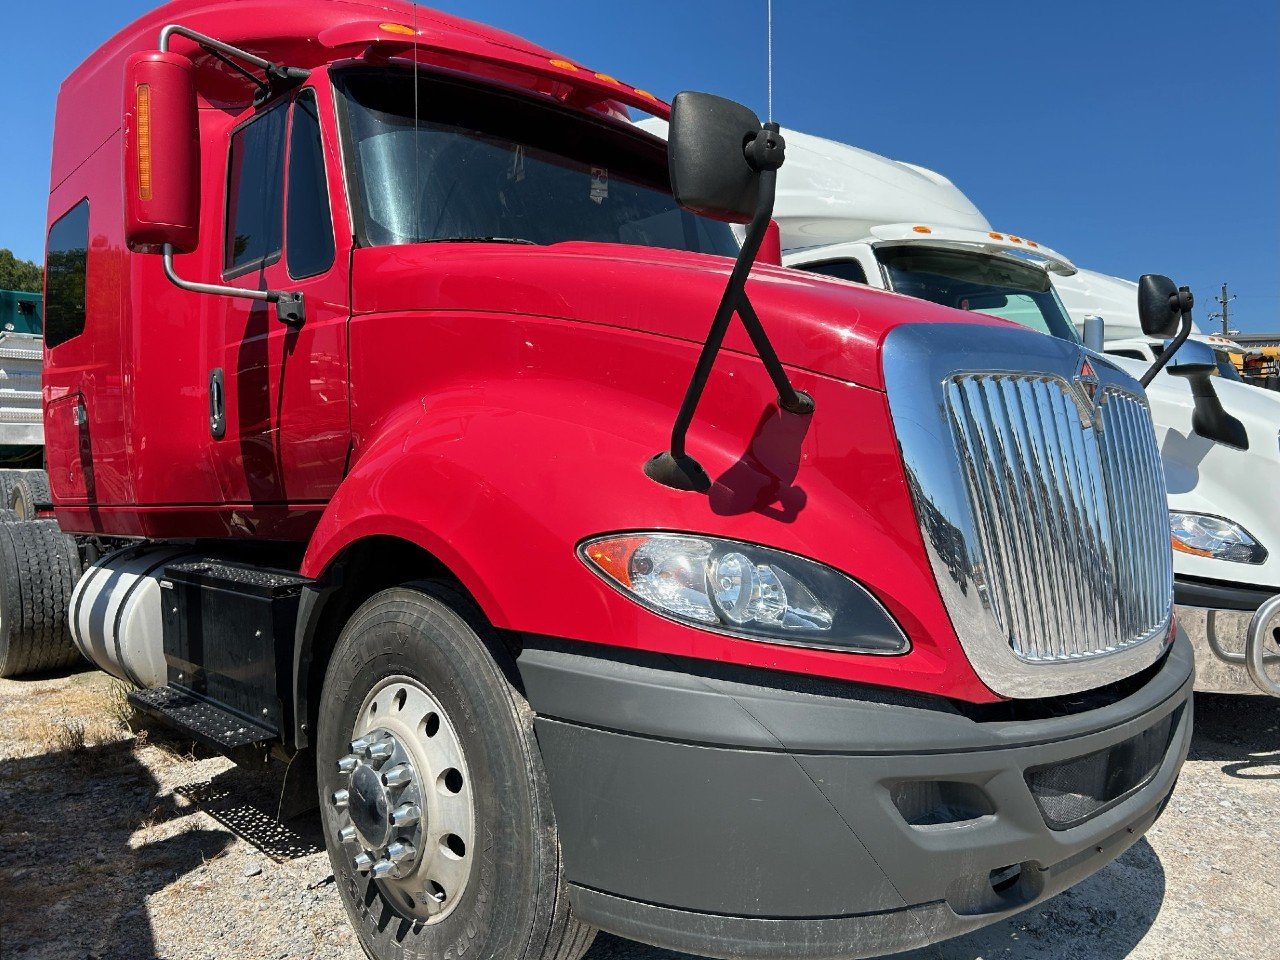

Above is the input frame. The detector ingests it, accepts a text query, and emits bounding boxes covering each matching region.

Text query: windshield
[334,68,738,256]
[877,246,1081,343]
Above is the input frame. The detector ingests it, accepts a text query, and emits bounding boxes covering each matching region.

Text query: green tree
[0,249,43,294]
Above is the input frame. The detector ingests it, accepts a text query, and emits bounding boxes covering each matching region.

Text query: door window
[799,258,869,285]
[287,90,337,280]
[225,103,288,276]
[45,200,90,349]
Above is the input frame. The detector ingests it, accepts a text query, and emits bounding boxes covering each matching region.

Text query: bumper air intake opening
[890,779,996,828]
[1025,707,1181,830]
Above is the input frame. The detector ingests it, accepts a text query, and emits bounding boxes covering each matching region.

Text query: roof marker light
[593,72,621,84]
[379,22,417,36]
[1027,240,1039,248]
[989,232,1004,240]
[634,89,659,101]
[549,58,579,71]
[912,225,932,234]
[1009,235,1023,244]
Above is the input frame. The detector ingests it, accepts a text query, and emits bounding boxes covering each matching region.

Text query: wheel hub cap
[329,677,474,923]
[349,761,395,849]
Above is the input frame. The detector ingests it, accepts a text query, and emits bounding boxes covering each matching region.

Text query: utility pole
[1208,282,1237,336]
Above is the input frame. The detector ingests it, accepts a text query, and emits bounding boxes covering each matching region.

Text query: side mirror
[1137,274,1183,338]
[1137,274,1195,387]
[668,92,778,223]
[124,51,201,254]
[1165,340,1249,450]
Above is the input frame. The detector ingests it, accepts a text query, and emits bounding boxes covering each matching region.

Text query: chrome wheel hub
[330,677,474,922]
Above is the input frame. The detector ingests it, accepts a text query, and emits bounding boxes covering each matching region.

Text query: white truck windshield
[878,246,1081,343]
[335,68,738,256]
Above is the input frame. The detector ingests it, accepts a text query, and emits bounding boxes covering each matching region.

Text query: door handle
[209,368,226,439]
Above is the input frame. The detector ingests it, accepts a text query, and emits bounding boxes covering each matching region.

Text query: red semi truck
[16,1,1194,957]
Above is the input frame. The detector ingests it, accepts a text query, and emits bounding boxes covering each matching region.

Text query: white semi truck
[638,122,1280,696]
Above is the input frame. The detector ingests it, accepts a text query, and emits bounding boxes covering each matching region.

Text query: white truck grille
[944,374,1172,664]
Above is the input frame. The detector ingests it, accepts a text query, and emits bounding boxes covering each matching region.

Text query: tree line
[0,249,43,294]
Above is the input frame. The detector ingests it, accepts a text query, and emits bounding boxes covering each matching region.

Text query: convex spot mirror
[668,91,768,224]
[124,51,201,254]
[1163,339,1218,378]
[1137,274,1183,339]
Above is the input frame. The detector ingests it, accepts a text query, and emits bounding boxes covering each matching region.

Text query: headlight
[578,533,909,654]
[1169,512,1267,565]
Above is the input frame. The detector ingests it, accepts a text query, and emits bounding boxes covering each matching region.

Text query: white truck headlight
[1169,512,1267,565]
[579,533,909,653]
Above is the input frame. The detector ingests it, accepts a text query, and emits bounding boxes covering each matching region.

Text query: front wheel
[317,582,594,960]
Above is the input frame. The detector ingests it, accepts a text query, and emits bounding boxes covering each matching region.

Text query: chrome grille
[944,374,1172,663]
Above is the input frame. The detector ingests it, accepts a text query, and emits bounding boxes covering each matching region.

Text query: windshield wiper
[418,236,538,245]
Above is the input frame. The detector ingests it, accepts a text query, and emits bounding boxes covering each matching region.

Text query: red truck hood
[352,242,1004,390]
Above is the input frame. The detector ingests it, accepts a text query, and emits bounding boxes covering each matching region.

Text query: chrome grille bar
[944,375,1172,664]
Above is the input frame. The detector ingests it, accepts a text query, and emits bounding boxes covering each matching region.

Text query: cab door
[212,87,351,508]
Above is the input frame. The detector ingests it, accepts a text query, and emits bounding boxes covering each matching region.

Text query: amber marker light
[1171,536,1215,558]
[912,225,932,234]
[136,84,153,202]
[379,22,417,35]
[582,536,648,589]
[549,58,579,71]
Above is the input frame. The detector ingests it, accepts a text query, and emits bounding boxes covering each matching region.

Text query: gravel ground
[0,670,1276,960]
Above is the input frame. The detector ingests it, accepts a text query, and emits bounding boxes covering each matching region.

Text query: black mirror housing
[1137,274,1182,338]
[668,92,766,224]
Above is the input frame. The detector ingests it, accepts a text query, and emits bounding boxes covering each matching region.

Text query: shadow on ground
[0,740,231,959]
[1187,692,1280,780]
[0,718,321,960]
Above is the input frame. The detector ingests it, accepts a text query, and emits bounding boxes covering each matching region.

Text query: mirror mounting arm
[162,245,306,326]
[159,24,311,95]
[1139,286,1194,387]
[645,124,814,493]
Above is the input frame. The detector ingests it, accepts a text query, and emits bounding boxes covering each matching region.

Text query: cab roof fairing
[53,0,665,190]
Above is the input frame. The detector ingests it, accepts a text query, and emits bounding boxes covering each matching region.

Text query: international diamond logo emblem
[1071,356,1102,428]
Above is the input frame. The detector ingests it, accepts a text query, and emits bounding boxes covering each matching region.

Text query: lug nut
[331,789,350,810]
[353,852,374,873]
[337,754,360,774]
[338,826,357,844]
[382,764,413,788]
[387,840,416,864]
[370,859,396,879]
[390,803,421,828]
[365,740,394,761]
[350,737,373,755]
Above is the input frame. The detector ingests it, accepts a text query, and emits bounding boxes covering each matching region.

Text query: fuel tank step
[128,685,276,753]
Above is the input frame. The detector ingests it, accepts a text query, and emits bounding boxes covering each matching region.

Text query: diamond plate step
[129,685,276,752]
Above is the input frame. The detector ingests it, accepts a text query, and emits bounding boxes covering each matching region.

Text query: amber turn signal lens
[583,536,647,589]
[136,83,153,202]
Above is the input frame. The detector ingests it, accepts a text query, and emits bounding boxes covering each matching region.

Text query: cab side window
[286,90,336,279]
[45,200,90,349]
[799,258,869,285]
[225,103,288,276]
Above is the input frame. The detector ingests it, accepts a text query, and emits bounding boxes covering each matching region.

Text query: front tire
[317,582,594,960]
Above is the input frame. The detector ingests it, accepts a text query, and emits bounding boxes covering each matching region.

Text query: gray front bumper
[518,633,1193,960]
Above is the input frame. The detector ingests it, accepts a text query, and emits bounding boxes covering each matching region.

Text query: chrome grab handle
[1245,594,1280,698]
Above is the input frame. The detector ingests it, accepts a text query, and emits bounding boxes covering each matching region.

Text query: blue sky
[3,1,1276,331]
